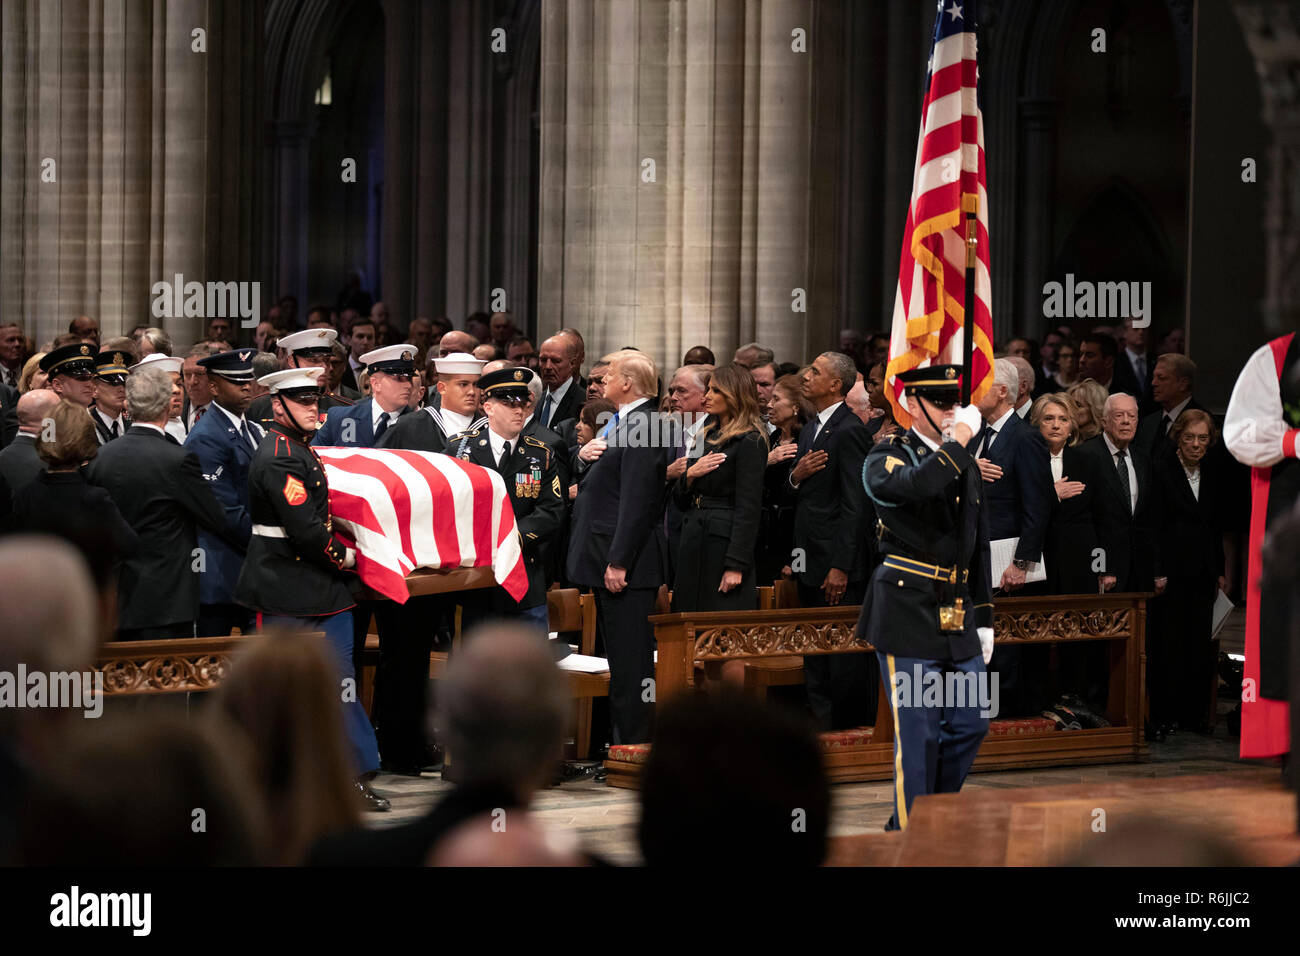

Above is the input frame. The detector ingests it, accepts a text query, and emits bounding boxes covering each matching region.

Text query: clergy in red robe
[1223,333,1298,759]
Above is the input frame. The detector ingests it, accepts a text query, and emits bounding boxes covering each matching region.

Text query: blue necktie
[598,411,620,439]
[539,392,554,427]
[375,411,390,441]
[239,419,256,450]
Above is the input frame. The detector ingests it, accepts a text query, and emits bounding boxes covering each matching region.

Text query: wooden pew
[95,631,318,695]
[603,592,1150,788]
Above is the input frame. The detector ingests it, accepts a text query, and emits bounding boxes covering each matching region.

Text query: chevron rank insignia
[283,475,307,506]
[885,456,905,474]
[552,476,561,496]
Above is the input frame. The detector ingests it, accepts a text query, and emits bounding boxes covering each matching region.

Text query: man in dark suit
[788,351,876,730]
[87,365,234,641]
[566,349,668,745]
[975,358,1053,713]
[1,382,20,448]
[1077,392,1163,596]
[536,333,585,436]
[0,389,57,503]
[1113,317,1155,408]
[339,314,377,393]
[1135,353,1205,463]
[185,349,266,637]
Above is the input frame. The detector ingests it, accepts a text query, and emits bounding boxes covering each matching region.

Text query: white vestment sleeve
[1224,342,1292,469]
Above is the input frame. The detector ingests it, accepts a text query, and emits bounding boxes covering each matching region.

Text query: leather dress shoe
[356,776,391,812]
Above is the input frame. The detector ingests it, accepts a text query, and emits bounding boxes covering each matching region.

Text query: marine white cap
[259,366,326,393]
[433,352,487,375]
[278,328,338,353]
[129,353,183,375]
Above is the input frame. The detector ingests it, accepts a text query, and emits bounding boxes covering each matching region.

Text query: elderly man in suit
[88,366,235,641]
[184,349,265,637]
[974,358,1054,713]
[1135,353,1205,464]
[788,351,876,729]
[536,334,586,433]
[0,389,58,503]
[566,349,668,746]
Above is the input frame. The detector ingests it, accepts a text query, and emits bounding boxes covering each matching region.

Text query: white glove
[951,403,983,436]
[342,547,357,570]
[977,626,994,665]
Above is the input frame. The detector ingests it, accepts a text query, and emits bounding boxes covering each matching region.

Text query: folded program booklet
[989,537,1047,586]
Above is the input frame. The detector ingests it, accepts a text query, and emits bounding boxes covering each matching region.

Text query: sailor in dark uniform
[234,366,389,812]
[443,366,566,632]
[186,348,265,636]
[90,350,131,444]
[375,351,486,454]
[857,364,993,831]
[246,328,353,432]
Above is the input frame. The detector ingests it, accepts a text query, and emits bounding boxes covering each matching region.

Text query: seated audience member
[757,374,807,585]
[214,633,363,864]
[638,693,830,867]
[506,335,538,370]
[1149,409,1224,737]
[1030,393,1101,595]
[0,537,99,864]
[1066,377,1107,442]
[18,353,47,393]
[19,714,269,866]
[307,623,572,866]
[682,345,715,366]
[1050,340,1079,390]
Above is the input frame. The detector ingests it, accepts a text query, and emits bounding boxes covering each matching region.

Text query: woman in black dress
[756,374,808,584]
[671,363,767,621]
[1031,392,1101,595]
[1150,409,1225,736]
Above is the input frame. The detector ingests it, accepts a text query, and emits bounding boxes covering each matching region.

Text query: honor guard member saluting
[444,366,566,632]
[376,351,486,454]
[857,364,993,831]
[314,344,417,447]
[246,328,353,432]
[90,350,131,443]
[185,349,265,637]
[234,365,389,812]
[39,343,98,408]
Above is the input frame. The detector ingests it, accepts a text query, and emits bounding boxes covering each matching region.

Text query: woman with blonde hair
[1031,392,1100,595]
[18,352,46,392]
[1066,378,1108,442]
[671,363,767,617]
[213,631,363,864]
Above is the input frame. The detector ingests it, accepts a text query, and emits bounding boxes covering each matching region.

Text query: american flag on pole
[316,448,529,605]
[886,0,994,428]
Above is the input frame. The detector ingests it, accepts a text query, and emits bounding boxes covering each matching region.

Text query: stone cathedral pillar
[0,0,262,348]
[538,0,845,373]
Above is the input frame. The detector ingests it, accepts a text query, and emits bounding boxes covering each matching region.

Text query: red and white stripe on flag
[886,0,994,429]
[317,448,529,605]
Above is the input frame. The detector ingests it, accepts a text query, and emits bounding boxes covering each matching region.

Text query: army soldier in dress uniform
[39,343,98,408]
[443,366,566,632]
[246,328,353,432]
[234,366,389,812]
[90,350,131,443]
[857,364,993,831]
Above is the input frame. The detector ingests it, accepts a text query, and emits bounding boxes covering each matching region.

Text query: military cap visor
[361,345,417,376]
[197,349,257,382]
[40,344,98,377]
[897,363,962,404]
[95,350,131,377]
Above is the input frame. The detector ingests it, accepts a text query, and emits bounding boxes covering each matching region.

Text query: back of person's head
[125,366,173,422]
[20,713,269,866]
[428,812,585,867]
[639,694,830,866]
[15,388,59,431]
[36,400,98,468]
[212,632,360,864]
[435,623,567,801]
[579,397,616,433]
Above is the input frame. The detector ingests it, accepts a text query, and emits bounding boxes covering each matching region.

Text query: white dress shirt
[1049,449,1064,484]
[1160,395,1192,434]
[979,407,1017,457]
[486,427,519,467]
[1103,433,1139,513]
[808,401,843,444]
[166,418,187,443]
[211,401,260,450]
[540,376,575,428]
[371,400,403,433]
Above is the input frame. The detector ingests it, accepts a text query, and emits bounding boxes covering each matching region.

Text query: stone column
[1017,97,1057,339]
[538,0,848,374]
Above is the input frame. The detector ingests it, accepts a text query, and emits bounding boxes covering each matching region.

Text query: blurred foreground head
[20,713,268,866]
[639,694,830,866]
[435,623,568,803]
[213,632,360,864]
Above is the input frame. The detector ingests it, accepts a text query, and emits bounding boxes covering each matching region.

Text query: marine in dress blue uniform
[856,365,994,831]
[233,366,389,812]
[185,349,265,636]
